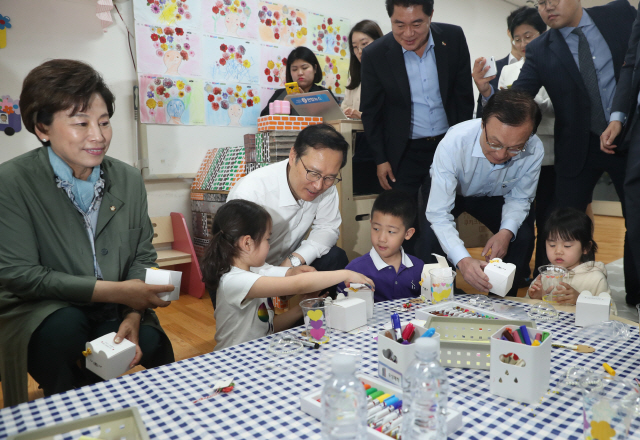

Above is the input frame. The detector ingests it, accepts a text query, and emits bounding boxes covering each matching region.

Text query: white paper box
[420,254,449,302]
[300,374,463,439]
[484,259,516,297]
[345,284,373,319]
[328,298,367,332]
[377,324,439,386]
[145,268,182,301]
[489,325,551,404]
[85,332,136,380]
[575,291,611,327]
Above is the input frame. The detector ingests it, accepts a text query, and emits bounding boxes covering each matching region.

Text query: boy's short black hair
[371,190,417,230]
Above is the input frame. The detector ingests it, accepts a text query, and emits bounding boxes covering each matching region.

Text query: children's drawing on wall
[0,95,21,136]
[203,0,258,39]
[136,24,202,77]
[259,44,289,88]
[317,54,349,96]
[205,82,260,126]
[204,35,259,84]
[308,13,349,56]
[134,0,201,30]
[257,2,307,47]
[139,75,205,125]
[0,14,12,49]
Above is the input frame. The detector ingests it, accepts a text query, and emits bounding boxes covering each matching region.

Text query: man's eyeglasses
[534,0,560,10]
[484,126,532,154]
[299,156,342,186]
[512,32,540,46]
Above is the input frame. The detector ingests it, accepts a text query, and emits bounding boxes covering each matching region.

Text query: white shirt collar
[508,53,520,65]
[369,246,413,271]
[277,159,299,207]
[402,31,435,58]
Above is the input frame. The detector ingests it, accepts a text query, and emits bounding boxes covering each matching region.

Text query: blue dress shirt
[559,9,616,123]
[403,31,449,138]
[426,119,544,266]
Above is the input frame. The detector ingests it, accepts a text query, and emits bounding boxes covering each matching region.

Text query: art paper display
[316,53,349,96]
[203,35,260,83]
[203,0,259,39]
[204,82,260,126]
[308,13,349,56]
[259,44,290,87]
[134,0,202,30]
[136,23,203,77]
[139,74,205,125]
[257,1,307,46]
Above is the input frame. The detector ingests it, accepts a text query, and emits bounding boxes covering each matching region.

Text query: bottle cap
[331,354,356,373]
[415,337,439,355]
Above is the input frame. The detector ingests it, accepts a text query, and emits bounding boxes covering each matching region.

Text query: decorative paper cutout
[259,44,289,88]
[316,53,349,96]
[204,82,260,126]
[203,35,259,84]
[0,13,12,49]
[136,24,202,77]
[139,75,205,125]
[308,13,349,56]
[203,0,258,39]
[257,1,307,46]
[0,95,21,135]
[134,0,202,30]
[307,310,323,321]
[96,0,114,32]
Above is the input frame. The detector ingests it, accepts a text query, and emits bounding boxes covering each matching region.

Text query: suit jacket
[360,24,474,173]
[0,148,174,406]
[513,0,636,177]
[611,2,640,151]
[476,54,510,117]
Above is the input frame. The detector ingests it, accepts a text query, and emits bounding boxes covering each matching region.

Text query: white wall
[0,0,516,227]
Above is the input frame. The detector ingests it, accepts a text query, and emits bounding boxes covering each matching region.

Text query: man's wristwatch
[288,254,302,267]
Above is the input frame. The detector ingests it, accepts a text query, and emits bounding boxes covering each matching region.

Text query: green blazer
[0,147,173,407]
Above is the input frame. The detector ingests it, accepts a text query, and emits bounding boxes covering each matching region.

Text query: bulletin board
[0,0,516,178]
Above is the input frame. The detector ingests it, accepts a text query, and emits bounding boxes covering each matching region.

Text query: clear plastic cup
[538,265,568,304]
[299,298,331,344]
[430,267,456,304]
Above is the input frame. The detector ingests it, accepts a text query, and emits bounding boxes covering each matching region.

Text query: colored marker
[516,328,525,343]
[367,390,385,402]
[402,323,415,343]
[368,401,402,426]
[373,409,403,429]
[520,325,532,345]
[366,387,378,396]
[502,329,515,342]
[603,363,616,376]
[367,397,399,417]
[532,340,540,347]
[541,331,550,342]
[420,327,436,338]
[534,333,542,342]
[511,329,523,344]
[367,393,391,409]
[391,313,403,342]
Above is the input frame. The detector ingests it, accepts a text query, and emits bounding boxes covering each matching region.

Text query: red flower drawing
[150,34,159,41]
[264,68,270,75]
[247,99,254,107]
[159,36,167,44]
[175,27,184,35]
[220,44,227,51]
[212,102,220,110]
[267,76,273,82]
[219,58,226,66]
[213,87,222,95]
[208,94,215,102]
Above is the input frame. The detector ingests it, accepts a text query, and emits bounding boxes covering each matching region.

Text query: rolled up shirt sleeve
[426,144,471,267]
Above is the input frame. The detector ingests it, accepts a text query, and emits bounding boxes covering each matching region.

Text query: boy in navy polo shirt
[340,190,424,302]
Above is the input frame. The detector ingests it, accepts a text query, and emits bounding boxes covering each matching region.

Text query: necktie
[571,27,608,135]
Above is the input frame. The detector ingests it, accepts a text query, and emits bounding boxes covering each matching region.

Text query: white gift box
[575,291,611,327]
[344,283,373,319]
[85,332,136,380]
[420,254,450,302]
[145,268,182,301]
[328,298,367,332]
[484,258,516,297]
[489,325,551,404]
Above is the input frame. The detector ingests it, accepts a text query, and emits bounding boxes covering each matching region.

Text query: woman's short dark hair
[201,199,272,304]
[482,89,542,134]
[293,124,349,168]
[545,207,597,263]
[509,7,547,37]
[20,59,115,146]
[285,47,322,84]
[386,0,434,17]
[347,20,384,91]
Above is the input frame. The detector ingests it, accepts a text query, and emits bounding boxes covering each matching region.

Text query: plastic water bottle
[321,354,368,440]
[400,337,449,440]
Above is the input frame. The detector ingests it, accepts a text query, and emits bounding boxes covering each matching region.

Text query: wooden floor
[1,215,625,408]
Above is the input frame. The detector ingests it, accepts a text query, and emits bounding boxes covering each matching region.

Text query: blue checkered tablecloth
[1,297,639,439]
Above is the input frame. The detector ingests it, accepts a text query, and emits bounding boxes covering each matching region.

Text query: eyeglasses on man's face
[512,32,540,46]
[299,156,342,186]
[483,126,532,154]
[534,0,560,10]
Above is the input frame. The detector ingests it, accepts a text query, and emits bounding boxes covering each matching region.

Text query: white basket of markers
[489,325,552,404]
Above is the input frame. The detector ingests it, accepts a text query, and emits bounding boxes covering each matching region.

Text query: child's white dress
[214,266,275,351]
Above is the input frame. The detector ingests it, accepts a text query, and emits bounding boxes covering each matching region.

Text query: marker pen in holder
[391,313,403,342]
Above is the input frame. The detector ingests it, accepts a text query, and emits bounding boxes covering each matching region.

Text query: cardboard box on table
[489,325,552,404]
[484,258,516,297]
[85,332,136,380]
[327,297,367,332]
[420,254,450,302]
[145,268,182,301]
[344,283,373,319]
[575,291,611,327]
[456,212,493,247]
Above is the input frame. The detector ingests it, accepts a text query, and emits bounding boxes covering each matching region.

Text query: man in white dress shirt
[228,124,349,281]
[425,89,543,296]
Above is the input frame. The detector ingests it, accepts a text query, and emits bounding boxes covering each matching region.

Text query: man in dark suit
[602,2,640,305]
[360,0,474,264]
[475,6,528,117]
[474,0,637,298]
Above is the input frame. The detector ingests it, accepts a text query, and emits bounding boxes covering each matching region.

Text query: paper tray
[415,300,515,321]
[8,407,150,440]
[300,373,462,439]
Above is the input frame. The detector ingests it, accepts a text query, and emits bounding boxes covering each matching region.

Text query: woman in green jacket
[0,59,175,407]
